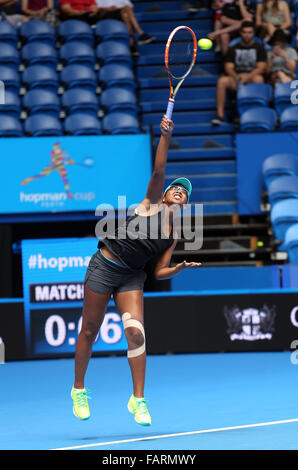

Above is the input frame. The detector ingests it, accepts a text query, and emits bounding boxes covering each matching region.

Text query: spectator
[95,0,155,55]
[208,0,254,55]
[212,21,267,125]
[21,0,58,25]
[0,0,28,27]
[267,28,297,85]
[59,0,111,24]
[256,0,291,41]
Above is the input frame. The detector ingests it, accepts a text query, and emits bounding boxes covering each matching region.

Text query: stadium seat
[60,64,97,91]
[0,114,23,136]
[262,153,298,189]
[98,63,136,89]
[270,198,298,241]
[0,90,21,116]
[21,42,58,68]
[64,112,102,135]
[0,43,20,69]
[24,113,63,136]
[23,89,61,116]
[284,223,298,263]
[240,107,277,132]
[95,19,130,43]
[274,82,293,114]
[57,20,94,44]
[22,65,59,90]
[0,21,18,46]
[59,41,96,66]
[96,40,133,66]
[0,66,20,92]
[280,106,298,130]
[268,175,298,205]
[62,88,99,115]
[19,20,55,45]
[100,87,138,114]
[237,83,273,114]
[102,112,140,134]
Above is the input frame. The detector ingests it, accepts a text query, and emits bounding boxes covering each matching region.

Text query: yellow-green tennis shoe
[127,394,151,426]
[71,386,90,420]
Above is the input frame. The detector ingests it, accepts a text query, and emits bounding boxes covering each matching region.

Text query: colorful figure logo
[21,143,76,199]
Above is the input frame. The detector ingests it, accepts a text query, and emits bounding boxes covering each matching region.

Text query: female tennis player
[71,115,201,426]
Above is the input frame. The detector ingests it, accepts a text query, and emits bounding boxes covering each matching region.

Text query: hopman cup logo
[224,305,276,341]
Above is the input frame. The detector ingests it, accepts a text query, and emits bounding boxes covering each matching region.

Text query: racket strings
[167,29,195,79]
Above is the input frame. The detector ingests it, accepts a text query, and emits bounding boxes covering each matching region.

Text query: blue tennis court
[1,350,298,450]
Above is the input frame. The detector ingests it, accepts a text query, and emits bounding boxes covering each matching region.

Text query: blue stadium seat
[280,106,298,130]
[237,83,273,114]
[0,21,18,46]
[100,87,138,114]
[240,107,277,132]
[23,89,60,116]
[22,65,59,90]
[57,20,94,44]
[98,63,136,89]
[0,66,20,92]
[102,112,140,134]
[284,223,298,263]
[274,82,293,114]
[270,198,298,241]
[95,19,130,43]
[96,40,133,66]
[19,20,55,45]
[59,41,96,66]
[0,114,23,136]
[24,113,63,136]
[21,42,58,68]
[0,90,21,117]
[268,175,298,205]
[62,88,99,115]
[60,64,97,91]
[262,153,298,189]
[0,43,20,69]
[64,112,102,135]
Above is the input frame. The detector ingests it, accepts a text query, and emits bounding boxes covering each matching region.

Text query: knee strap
[122,312,145,358]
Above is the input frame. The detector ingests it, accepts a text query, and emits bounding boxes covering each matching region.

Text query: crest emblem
[224,305,276,341]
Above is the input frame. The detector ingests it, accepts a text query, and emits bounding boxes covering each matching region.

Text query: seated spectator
[212,21,267,125]
[95,0,155,55]
[0,0,28,27]
[59,0,112,24]
[267,28,297,85]
[256,0,291,41]
[208,0,254,55]
[21,0,58,25]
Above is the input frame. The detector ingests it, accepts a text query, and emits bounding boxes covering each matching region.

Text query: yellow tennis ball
[198,38,213,50]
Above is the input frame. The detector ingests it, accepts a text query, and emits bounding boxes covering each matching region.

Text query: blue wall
[171,265,281,291]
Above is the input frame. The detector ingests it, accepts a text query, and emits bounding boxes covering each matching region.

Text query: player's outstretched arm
[137,116,174,213]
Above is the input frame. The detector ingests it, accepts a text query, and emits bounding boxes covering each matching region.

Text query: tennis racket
[165,26,197,119]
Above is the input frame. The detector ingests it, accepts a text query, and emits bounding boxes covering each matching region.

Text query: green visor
[164,177,192,201]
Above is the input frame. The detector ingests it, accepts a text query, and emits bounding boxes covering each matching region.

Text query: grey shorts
[84,250,147,295]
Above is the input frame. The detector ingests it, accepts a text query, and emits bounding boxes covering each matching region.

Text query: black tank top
[98,207,174,271]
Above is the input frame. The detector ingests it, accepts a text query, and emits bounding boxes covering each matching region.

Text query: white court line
[52,417,298,450]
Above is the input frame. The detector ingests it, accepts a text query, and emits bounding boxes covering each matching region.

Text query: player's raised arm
[139,115,174,210]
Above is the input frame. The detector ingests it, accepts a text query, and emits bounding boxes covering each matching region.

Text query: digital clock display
[30,306,127,356]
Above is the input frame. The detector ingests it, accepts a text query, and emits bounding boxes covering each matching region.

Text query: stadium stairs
[134,0,275,266]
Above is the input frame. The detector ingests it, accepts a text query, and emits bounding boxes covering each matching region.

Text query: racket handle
[166,99,175,119]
